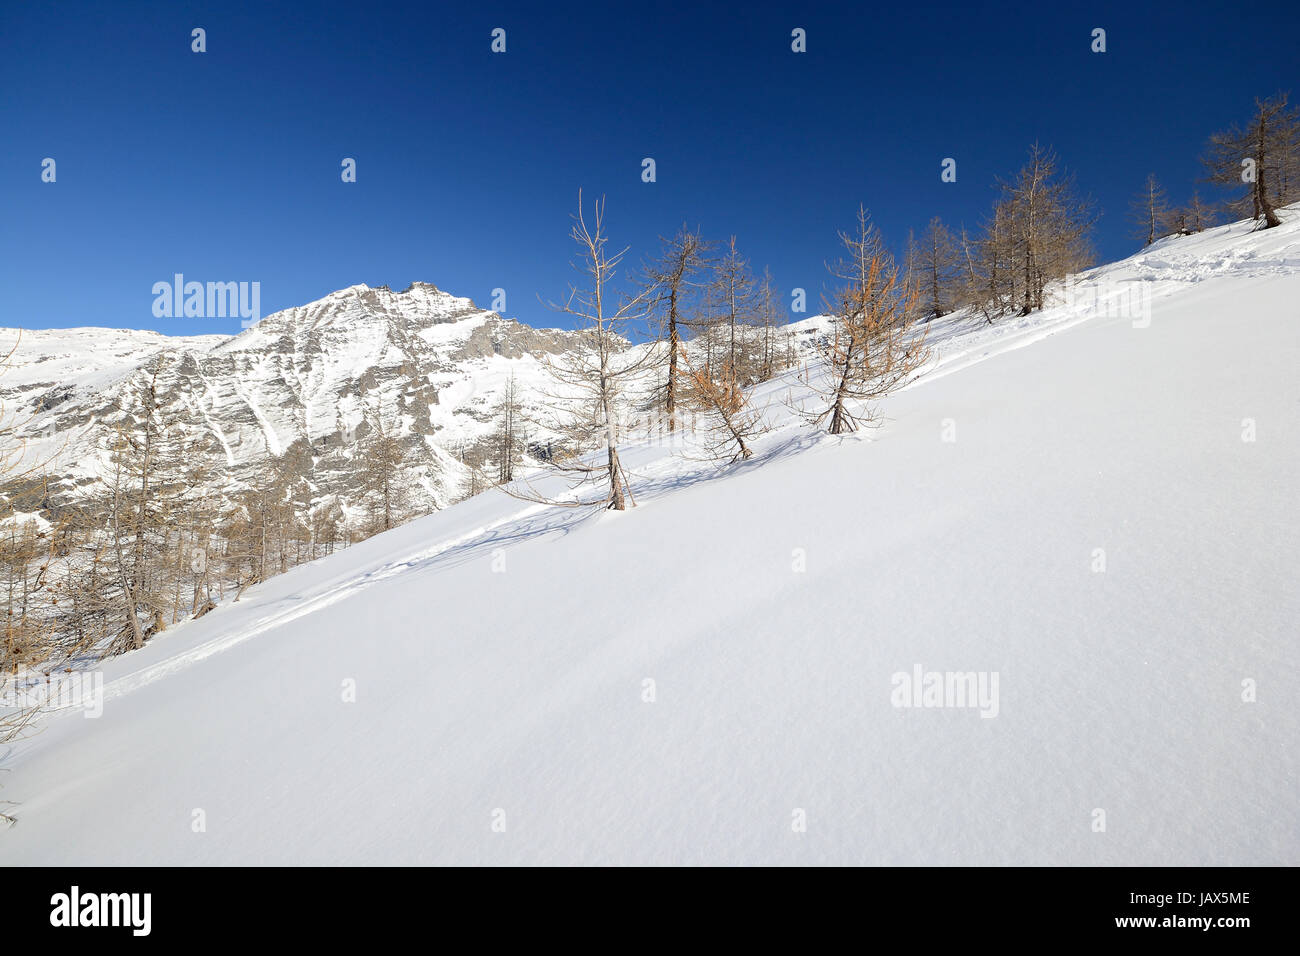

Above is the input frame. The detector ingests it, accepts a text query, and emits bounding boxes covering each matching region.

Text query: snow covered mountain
[2,212,1298,864]
[2,283,588,514]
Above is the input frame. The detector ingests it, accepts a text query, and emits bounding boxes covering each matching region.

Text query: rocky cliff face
[1,282,591,519]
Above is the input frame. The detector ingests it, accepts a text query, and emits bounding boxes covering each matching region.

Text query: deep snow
[2,213,1298,865]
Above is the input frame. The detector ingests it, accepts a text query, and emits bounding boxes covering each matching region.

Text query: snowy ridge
[1,282,590,514]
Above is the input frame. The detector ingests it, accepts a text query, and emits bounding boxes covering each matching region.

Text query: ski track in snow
[96,502,556,705]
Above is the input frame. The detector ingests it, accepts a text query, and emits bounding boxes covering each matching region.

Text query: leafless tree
[901,228,923,322]
[1186,192,1215,233]
[680,350,766,463]
[97,358,213,652]
[527,192,658,511]
[490,372,524,483]
[756,266,786,381]
[711,236,760,380]
[802,206,931,434]
[1203,92,1300,229]
[356,405,407,533]
[1130,173,1170,246]
[918,217,958,320]
[643,226,709,430]
[966,144,1094,319]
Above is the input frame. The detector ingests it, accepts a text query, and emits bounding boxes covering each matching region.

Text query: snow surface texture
[2,213,1298,865]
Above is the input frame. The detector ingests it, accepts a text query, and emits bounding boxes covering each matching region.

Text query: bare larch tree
[1130,173,1170,246]
[644,226,709,432]
[1203,92,1300,229]
[919,216,958,320]
[804,206,931,435]
[679,347,765,463]
[535,192,658,511]
[711,236,759,380]
[490,372,523,483]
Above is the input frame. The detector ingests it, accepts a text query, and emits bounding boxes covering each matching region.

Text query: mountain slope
[2,215,1297,865]
[2,282,588,514]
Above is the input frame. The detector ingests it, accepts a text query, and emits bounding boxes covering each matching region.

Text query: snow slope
[0,326,227,399]
[2,214,1298,865]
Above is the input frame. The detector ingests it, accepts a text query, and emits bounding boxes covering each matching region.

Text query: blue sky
[2,0,1297,335]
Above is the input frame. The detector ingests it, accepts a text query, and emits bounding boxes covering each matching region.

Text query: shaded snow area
[2,213,1298,864]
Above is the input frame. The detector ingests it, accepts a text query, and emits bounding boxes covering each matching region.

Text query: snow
[0,327,228,395]
[2,212,1297,865]
[0,510,51,533]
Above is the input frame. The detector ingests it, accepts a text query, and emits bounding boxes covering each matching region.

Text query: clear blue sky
[3,0,1297,335]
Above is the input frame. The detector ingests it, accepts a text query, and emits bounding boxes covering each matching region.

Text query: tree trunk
[666,288,679,431]
[607,443,626,510]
